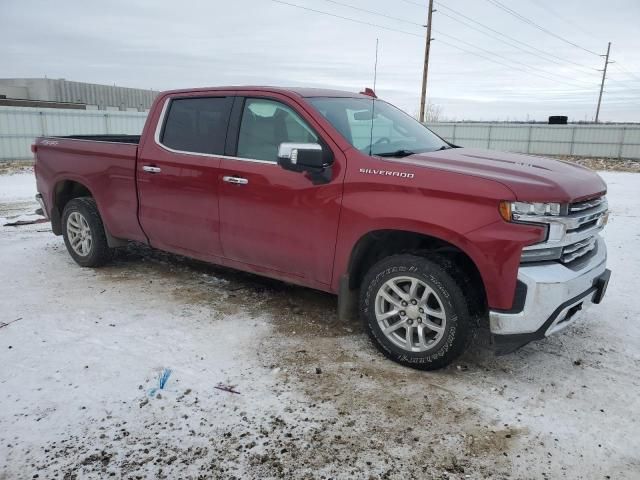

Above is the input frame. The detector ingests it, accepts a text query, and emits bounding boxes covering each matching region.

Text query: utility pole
[419,0,434,123]
[595,42,612,123]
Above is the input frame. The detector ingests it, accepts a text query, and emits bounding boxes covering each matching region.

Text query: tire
[360,254,474,370]
[62,197,113,267]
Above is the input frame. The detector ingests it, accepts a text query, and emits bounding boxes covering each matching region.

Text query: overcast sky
[2,0,639,121]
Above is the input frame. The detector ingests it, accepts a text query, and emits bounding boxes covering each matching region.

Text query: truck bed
[34,135,146,244]
[58,134,141,144]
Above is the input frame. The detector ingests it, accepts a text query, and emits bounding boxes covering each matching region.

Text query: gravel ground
[0,168,639,479]
[0,161,33,176]
[551,156,640,173]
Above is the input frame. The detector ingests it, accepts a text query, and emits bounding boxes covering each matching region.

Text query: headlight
[499,201,566,262]
[499,201,561,222]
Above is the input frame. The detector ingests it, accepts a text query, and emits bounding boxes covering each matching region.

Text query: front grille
[521,194,607,265]
[560,195,606,263]
[570,196,605,213]
[566,208,607,231]
[561,236,597,263]
[567,219,598,233]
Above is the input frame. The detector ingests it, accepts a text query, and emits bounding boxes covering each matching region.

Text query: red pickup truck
[33,86,611,370]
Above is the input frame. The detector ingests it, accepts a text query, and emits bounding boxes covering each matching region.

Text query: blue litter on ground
[148,368,172,397]
[158,368,172,389]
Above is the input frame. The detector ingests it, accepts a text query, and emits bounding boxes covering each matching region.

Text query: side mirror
[277,142,333,184]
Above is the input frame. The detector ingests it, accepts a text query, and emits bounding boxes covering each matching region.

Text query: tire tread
[360,253,475,370]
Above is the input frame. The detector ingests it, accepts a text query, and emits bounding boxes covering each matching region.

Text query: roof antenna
[368,38,379,157]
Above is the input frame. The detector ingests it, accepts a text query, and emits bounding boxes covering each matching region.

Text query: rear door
[217,94,345,286]
[137,94,234,260]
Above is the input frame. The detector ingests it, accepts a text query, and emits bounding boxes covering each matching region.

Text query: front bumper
[490,235,610,355]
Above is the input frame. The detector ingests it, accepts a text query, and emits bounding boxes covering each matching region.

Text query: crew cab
[33,86,611,370]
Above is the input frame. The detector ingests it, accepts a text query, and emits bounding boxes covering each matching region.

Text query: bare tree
[415,103,443,123]
[424,102,443,123]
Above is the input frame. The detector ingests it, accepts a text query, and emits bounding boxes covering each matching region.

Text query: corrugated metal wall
[52,79,157,110]
[0,106,147,160]
[1,108,639,161]
[0,78,158,110]
[426,122,640,159]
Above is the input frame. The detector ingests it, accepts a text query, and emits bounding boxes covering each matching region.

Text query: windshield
[307,97,450,157]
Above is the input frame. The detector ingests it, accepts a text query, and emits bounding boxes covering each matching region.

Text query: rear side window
[161,97,233,155]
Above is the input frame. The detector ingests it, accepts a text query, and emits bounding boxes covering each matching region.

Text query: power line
[528,0,603,43]
[314,0,597,86]
[434,38,596,90]
[270,0,599,91]
[483,0,602,56]
[436,9,566,66]
[318,0,425,27]
[270,0,424,37]
[396,0,425,7]
[288,0,588,87]
[612,63,640,83]
[607,76,640,90]
[433,3,599,74]
[432,29,597,88]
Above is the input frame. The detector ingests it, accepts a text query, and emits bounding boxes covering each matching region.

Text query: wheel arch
[51,179,94,235]
[342,228,488,319]
[50,179,125,248]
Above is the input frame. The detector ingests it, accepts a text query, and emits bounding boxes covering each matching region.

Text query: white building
[0,78,158,111]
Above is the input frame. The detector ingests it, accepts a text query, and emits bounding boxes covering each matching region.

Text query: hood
[397,148,607,202]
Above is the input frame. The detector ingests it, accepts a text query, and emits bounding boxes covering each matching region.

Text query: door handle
[223,175,249,185]
[143,165,162,174]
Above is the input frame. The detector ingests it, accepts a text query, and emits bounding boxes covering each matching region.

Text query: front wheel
[62,197,113,267]
[360,254,474,370]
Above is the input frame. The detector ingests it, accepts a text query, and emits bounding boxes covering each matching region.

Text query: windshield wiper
[437,145,452,150]
[376,149,416,158]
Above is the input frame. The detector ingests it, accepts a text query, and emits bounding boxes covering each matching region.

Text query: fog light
[520,246,563,263]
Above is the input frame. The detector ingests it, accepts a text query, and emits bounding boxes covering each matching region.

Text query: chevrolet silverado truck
[33,86,611,370]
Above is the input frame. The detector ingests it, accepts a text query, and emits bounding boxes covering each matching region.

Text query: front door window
[236,98,318,162]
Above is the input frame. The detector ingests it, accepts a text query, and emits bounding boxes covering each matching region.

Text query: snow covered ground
[0,170,38,226]
[0,168,639,479]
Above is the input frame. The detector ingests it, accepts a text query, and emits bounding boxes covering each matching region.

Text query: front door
[137,94,233,261]
[218,96,344,286]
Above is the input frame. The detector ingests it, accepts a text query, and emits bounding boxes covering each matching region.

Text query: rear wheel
[360,254,473,370]
[62,197,113,267]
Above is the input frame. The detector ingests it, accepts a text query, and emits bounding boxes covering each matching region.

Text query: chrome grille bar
[561,236,597,263]
[521,195,607,264]
[570,197,605,213]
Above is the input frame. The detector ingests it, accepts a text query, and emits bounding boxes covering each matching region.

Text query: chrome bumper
[490,235,610,354]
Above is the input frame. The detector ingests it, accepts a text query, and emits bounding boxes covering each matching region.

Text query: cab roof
[160,86,373,99]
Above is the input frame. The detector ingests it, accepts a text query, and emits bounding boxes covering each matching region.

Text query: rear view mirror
[353,110,376,121]
[277,142,333,184]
